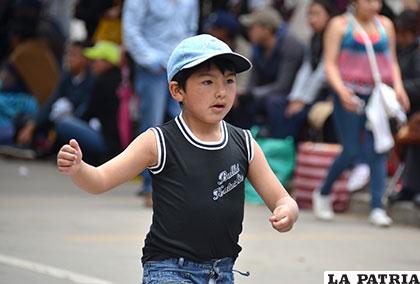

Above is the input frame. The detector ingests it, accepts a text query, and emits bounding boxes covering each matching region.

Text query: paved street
[1,157,420,284]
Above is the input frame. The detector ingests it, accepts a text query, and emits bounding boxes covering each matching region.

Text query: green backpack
[244,127,296,204]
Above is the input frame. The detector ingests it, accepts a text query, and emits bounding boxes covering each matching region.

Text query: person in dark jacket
[56,41,122,165]
[15,41,93,150]
[389,10,420,205]
[238,7,304,131]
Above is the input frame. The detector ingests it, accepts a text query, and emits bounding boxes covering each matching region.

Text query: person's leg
[134,66,168,197]
[402,145,420,196]
[0,124,15,145]
[55,116,107,165]
[362,129,387,209]
[313,94,365,220]
[364,129,392,226]
[319,94,364,195]
[135,66,168,133]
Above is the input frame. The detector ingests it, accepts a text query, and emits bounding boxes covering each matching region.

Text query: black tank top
[141,115,254,264]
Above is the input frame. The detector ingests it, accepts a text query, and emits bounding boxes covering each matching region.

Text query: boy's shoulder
[156,118,177,130]
[224,121,245,132]
[224,121,253,142]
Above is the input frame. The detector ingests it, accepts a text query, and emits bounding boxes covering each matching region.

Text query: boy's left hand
[269,205,294,232]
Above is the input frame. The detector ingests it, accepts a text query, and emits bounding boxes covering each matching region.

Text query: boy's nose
[217,89,226,96]
[216,84,227,98]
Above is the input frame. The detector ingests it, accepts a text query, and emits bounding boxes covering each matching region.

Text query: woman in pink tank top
[312,0,410,227]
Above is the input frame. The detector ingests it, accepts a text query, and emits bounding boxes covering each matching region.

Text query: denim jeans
[134,65,181,192]
[265,95,310,140]
[0,124,14,145]
[142,257,235,284]
[55,116,108,165]
[320,93,387,209]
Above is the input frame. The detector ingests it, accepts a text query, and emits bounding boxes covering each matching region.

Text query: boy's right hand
[57,139,83,176]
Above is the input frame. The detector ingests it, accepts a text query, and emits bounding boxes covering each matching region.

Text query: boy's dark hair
[172,57,236,90]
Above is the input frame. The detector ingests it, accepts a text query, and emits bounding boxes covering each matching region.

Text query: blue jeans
[142,257,235,284]
[265,95,310,140]
[134,66,181,192]
[55,116,108,165]
[320,93,387,209]
[0,124,14,145]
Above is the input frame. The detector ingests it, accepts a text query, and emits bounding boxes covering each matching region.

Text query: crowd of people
[0,0,419,222]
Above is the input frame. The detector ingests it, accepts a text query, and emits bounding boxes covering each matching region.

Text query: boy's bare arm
[247,141,299,232]
[57,129,158,194]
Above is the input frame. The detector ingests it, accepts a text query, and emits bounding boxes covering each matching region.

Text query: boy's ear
[169,81,184,103]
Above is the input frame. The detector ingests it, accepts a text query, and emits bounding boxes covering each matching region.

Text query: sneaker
[312,189,334,221]
[347,163,370,192]
[369,208,392,227]
[0,145,37,160]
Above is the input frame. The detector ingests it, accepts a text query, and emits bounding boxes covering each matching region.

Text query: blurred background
[0,0,419,283]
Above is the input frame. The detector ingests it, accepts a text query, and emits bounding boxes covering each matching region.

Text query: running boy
[57,34,299,283]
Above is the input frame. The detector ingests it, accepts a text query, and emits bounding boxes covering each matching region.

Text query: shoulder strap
[348,13,382,86]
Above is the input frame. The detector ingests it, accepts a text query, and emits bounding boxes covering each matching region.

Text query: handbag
[350,14,407,153]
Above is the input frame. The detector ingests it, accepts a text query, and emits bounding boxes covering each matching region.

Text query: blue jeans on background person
[56,116,108,165]
[142,257,235,284]
[320,93,387,209]
[0,124,14,145]
[134,65,181,193]
[265,95,310,141]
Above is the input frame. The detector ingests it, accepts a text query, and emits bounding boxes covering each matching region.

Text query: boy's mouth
[211,104,225,110]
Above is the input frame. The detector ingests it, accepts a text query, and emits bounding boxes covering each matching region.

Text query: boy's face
[91,59,113,75]
[65,45,88,74]
[171,63,237,124]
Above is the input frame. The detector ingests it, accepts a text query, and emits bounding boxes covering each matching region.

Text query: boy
[56,40,122,165]
[15,41,93,150]
[57,34,299,283]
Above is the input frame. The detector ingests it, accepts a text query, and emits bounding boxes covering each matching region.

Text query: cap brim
[181,52,252,74]
[239,14,256,27]
[83,48,100,60]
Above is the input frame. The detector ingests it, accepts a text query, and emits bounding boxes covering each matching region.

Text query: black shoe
[388,189,414,204]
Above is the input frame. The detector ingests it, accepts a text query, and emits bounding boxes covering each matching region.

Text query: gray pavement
[1,157,420,284]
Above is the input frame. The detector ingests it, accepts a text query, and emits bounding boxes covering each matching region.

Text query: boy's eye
[202,80,213,85]
[227,78,235,84]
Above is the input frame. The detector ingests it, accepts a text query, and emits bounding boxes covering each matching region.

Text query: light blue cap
[167,34,252,82]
